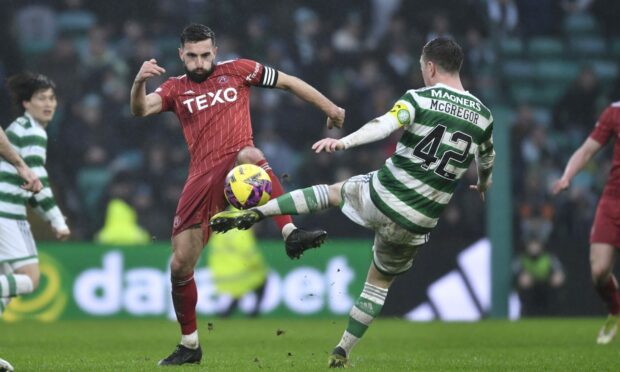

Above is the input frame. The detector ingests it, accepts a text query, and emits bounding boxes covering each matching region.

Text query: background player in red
[553,102,620,344]
[130,23,345,365]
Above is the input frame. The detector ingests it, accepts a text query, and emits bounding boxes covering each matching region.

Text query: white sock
[0,297,10,315]
[336,282,388,356]
[336,331,359,355]
[181,330,199,349]
[282,223,296,240]
[0,274,33,297]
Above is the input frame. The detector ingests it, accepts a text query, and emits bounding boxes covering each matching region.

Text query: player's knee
[590,258,612,284]
[237,147,265,164]
[15,266,39,291]
[328,182,344,207]
[30,272,40,291]
[590,261,611,284]
[170,255,193,277]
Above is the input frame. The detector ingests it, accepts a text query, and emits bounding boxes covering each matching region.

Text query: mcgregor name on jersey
[430,99,480,125]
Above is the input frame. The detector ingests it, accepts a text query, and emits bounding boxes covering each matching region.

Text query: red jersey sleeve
[154,78,178,112]
[589,106,618,146]
[233,58,279,88]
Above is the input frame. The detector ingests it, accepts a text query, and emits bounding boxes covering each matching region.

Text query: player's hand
[134,59,166,84]
[551,178,569,195]
[326,107,345,129]
[15,164,43,193]
[53,227,71,241]
[469,180,492,202]
[312,138,345,153]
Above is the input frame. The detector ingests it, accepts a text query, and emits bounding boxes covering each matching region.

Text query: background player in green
[0,76,44,372]
[210,37,495,367]
[0,72,71,317]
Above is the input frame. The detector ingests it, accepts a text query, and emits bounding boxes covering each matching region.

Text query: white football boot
[0,357,14,372]
[596,315,619,345]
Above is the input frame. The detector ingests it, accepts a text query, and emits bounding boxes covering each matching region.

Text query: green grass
[1,318,619,371]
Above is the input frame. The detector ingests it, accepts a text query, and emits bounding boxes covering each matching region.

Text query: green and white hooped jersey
[370,83,494,234]
[0,114,64,227]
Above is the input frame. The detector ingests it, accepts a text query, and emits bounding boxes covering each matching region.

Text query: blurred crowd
[1,0,619,275]
[500,0,620,246]
[500,0,620,314]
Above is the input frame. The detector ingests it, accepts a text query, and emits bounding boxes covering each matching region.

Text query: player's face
[23,88,57,126]
[180,39,218,83]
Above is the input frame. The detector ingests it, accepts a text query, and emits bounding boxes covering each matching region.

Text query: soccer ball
[224,164,272,209]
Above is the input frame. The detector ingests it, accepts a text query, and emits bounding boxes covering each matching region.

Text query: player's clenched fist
[54,227,71,241]
[134,59,166,83]
[327,107,346,129]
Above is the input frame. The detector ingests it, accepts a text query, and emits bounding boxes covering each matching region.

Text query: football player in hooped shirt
[130,23,345,365]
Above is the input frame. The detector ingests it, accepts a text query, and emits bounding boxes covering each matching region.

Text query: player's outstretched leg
[212,184,334,258]
[597,314,619,345]
[209,208,327,259]
[0,357,14,372]
[158,344,203,366]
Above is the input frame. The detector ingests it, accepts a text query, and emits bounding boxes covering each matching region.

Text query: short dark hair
[180,23,216,46]
[422,37,464,74]
[6,72,55,116]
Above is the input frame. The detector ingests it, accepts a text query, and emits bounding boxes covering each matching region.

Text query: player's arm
[312,99,412,153]
[28,167,70,241]
[470,124,495,201]
[552,137,602,195]
[130,59,166,117]
[275,72,345,129]
[0,128,42,192]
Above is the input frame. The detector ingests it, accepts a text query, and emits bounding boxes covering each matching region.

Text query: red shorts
[172,155,237,244]
[590,198,620,248]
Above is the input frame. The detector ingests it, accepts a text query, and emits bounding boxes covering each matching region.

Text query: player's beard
[185,64,215,83]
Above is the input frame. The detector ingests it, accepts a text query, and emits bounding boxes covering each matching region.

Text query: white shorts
[0,217,38,269]
[340,173,428,275]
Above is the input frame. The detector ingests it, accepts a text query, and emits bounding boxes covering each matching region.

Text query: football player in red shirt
[130,24,345,365]
[553,102,620,344]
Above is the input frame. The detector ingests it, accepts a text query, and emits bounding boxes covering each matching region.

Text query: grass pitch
[1,318,618,371]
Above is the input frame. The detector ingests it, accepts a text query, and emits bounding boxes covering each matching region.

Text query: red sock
[596,275,620,315]
[171,272,198,334]
[255,159,293,230]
